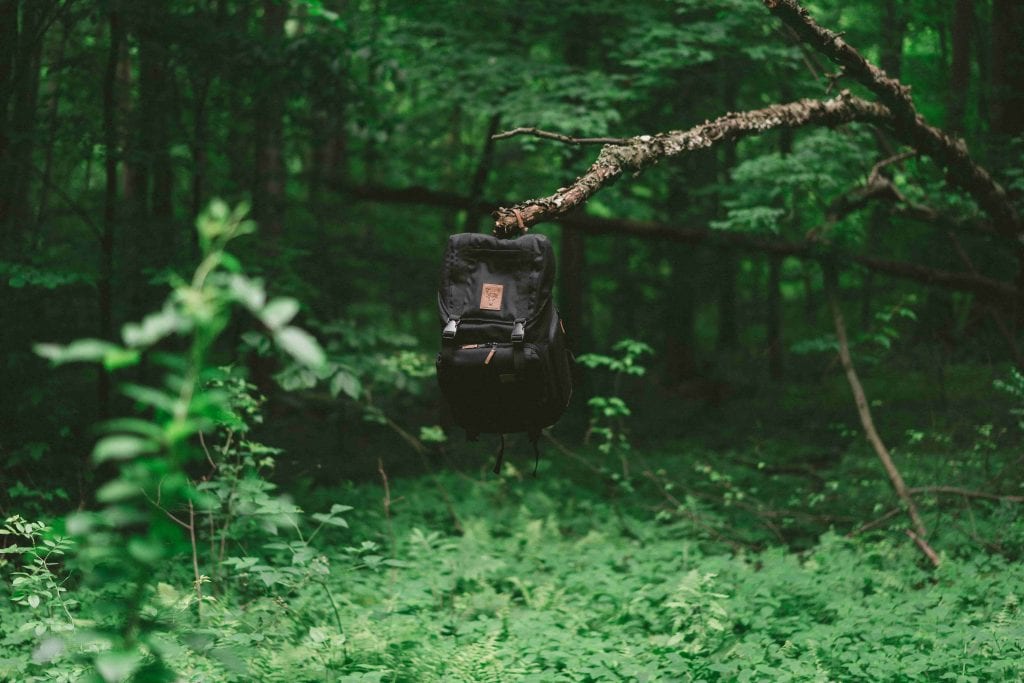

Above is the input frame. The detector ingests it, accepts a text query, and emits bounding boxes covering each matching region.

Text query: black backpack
[436,232,574,473]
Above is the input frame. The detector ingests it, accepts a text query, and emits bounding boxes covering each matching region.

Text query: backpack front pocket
[437,342,550,433]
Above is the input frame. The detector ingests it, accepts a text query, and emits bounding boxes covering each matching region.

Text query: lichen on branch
[492,92,891,236]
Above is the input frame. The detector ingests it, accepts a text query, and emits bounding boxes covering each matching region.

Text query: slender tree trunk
[767,256,784,381]
[972,3,990,141]
[823,263,937,565]
[99,8,123,419]
[255,0,286,238]
[133,0,174,229]
[716,79,740,351]
[191,79,209,223]
[947,0,972,134]
[6,1,44,248]
[0,0,15,240]
[560,225,586,354]
[991,0,1024,140]
[462,112,501,233]
[880,0,905,79]
[36,18,69,229]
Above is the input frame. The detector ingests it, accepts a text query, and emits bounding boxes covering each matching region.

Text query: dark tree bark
[99,8,124,419]
[947,0,972,134]
[766,118,791,381]
[36,17,68,227]
[462,113,502,233]
[991,0,1024,139]
[767,256,784,380]
[0,1,14,236]
[559,224,586,353]
[879,0,905,79]
[493,93,891,235]
[716,79,740,352]
[764,0,1020,240]
[5,1,45,247]
[255,0,286,238]
[190,78,210,223]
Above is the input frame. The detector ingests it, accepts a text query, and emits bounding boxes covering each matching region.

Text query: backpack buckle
[442,318,459,340]
[511,320,525,343]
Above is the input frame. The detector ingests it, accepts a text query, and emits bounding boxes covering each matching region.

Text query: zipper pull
[484,347,496,365]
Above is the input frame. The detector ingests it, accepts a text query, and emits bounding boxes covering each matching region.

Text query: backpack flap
[437,233,555,340]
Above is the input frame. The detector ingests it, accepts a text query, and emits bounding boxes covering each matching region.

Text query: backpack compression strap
[493,207,528,239]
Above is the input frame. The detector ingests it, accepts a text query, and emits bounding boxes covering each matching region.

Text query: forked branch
[763,0,1021,240]
[824,265,939,567]
[492,93,891,235]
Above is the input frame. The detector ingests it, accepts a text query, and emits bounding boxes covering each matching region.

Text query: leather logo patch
[480,283,503,311]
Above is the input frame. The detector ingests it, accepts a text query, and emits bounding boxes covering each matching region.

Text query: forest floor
[3,364,1024,681]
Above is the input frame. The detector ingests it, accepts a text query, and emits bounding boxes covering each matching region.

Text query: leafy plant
[30,200,327,681]
[577,339,654,480]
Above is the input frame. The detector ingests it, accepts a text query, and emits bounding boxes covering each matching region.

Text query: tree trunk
[99,8,124,419]
[947,0,972,134]
[0,0,15,240]
[767,255,784,381]
[716,79,740,351]
[255,0,286,238]
[191,79,209,223]
[6,1,45,248]
[991,0,1024,140]
[880,0,905,79]
[36,17,69,228]
[462,113,501,233]
[560,224,586,354]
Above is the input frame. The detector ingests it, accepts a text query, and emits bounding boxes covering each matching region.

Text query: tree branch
[491,92,891,235]
[341,183,1019,303]
[491,127,630,146]
[562,214,1019,303]
[824,264,938,566]
[763,0,1021,240]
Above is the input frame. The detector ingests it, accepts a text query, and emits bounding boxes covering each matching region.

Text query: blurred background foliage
[2,0,1021,494]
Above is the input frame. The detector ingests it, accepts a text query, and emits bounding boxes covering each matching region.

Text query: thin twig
[905,529,941,567]
[141,489,190,529]
[377,458,396,554]
[824,265,933,561]
[188,501,203,620]
[908,486,1024,503]
[492,127,630,145]
[847,506,902,537]
[867,150,917,182]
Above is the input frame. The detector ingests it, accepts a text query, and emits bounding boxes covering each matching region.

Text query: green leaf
[330,370,362,399]
[92,435,160,463]
[96,480,142,504]
[122,303,191,348]
[229,274,267,312]
[261,298,300,330]
[121,384,177,413]
[34,339,129,367]
[312,513,349,528]
[97,418,166,440]
[275,326,326,368]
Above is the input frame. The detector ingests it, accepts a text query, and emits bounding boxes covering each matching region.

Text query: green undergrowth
[3,452,1023,682]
